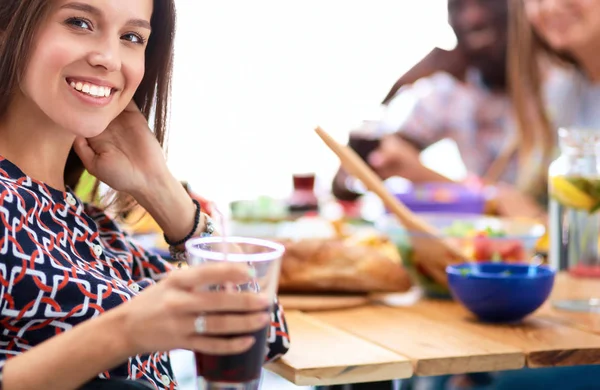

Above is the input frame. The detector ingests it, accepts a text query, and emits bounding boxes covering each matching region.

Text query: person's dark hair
[0,0,176,210]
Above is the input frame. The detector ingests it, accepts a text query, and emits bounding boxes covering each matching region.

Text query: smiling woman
[0,1,289,389]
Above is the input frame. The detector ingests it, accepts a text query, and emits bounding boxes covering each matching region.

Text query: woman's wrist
[130,173,206,243]
[97,306,139,359]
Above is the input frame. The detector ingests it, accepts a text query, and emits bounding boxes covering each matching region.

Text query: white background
[167,1,458,207]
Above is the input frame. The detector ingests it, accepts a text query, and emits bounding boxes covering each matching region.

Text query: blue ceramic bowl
[446,263,555,323]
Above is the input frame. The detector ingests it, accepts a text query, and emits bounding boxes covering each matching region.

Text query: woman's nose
[87,38,121,72]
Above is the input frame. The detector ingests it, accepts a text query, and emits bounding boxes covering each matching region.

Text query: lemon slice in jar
[549,176,595,211]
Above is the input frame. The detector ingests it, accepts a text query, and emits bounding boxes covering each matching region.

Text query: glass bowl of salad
[377,213,546,298]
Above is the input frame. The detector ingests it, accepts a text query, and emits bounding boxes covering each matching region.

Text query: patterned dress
[0,156,289,389]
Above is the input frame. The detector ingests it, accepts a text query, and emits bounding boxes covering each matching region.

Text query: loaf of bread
[276,235,411,293]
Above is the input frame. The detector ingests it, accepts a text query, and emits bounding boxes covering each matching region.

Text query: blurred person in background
[509,0,600,143]
[327,0,600,389]
[332,0,546,220]
[462,0,600,387]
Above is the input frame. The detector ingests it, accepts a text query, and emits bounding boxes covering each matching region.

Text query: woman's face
[19,0,153,138]
[524,0,600,54]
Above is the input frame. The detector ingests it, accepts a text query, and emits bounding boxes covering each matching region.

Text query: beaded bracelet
[169,213,215,265]
[163,199,201,247]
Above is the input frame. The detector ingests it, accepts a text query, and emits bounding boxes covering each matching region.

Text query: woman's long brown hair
[508,0,577,194]
[0,0,176,212]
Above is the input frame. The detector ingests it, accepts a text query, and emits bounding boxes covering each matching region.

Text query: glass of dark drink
[185,236,285,390]
[348,120,383,164]
[334,120,383,200]
[288,173,319,215]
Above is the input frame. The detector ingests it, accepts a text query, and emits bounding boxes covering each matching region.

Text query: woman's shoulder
[0,157,82,215]
[544,65,580,93]
[543,64,592,128]
[383,70,477,128]
[409,71,463,96]
[389,70,479,114]
[0,173,57,214]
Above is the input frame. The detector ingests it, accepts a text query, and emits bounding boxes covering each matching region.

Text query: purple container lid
[391,182,486,215]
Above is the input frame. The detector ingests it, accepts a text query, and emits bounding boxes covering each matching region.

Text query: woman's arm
[131,173,205,247]
[2,308,132,390]
[381,47,467,105]
[2,261,273,390]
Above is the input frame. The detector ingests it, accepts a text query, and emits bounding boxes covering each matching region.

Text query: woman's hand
[73,100,170,196]
[73,100,200,242]
[115,262,272,356]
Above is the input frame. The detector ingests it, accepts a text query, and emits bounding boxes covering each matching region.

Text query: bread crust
[276,237,412,293]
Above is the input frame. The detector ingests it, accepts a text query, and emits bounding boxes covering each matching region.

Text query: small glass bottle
[549,128,600,312]
[332,119,385,202]
[288,173,319,216]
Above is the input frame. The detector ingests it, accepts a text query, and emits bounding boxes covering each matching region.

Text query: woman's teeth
[69,81,112,98]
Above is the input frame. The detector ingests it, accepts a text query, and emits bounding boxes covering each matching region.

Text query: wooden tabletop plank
[311,306,524,376]
[404,299,600,368]
[537,304,600,336]
[265,310,413,386]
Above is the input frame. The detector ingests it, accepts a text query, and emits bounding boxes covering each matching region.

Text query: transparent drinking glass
[185,236,284,390]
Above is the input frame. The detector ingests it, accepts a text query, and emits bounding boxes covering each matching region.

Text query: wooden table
[265,273,600,386]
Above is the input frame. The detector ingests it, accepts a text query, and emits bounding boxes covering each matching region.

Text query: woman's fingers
[179,312,271,336]
[72,137,96,169]
[167,262,254,289]
[161,288,270,315]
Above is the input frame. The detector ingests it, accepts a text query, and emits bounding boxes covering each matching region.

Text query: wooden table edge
[265,359,414,386]
[414,352,526,377]
[265,311,414,386]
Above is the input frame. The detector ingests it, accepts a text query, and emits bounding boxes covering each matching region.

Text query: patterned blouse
[0,156,290,389]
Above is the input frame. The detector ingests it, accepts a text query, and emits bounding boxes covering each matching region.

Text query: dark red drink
[195,326,268,383]
[348,132,381,163]
[288,173,319,213]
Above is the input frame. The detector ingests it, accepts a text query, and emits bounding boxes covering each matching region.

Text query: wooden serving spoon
[314,126,470,286]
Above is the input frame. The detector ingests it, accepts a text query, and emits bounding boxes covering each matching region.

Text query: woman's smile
[66,77,117,107]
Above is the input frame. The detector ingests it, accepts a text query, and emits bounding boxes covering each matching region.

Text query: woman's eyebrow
[60,2,151,31]
[60,2,101,16]
[126,19,152,31]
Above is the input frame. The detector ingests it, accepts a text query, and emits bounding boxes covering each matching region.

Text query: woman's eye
[65,17,92,30]
[122,33,146,45]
